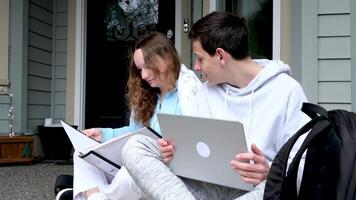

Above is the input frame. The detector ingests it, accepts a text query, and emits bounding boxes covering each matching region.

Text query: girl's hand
[158,139,175,164]
[82,128,102,142]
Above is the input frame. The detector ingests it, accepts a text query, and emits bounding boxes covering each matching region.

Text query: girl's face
[133,48,170,89]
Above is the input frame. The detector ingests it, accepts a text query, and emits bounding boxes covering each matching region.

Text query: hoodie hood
[222,59,291,96]
[221,59,292,135]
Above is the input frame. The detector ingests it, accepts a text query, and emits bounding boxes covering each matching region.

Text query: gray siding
[0,0,67,133]
[352,0,356,112]
[27,0,53,131]
[26,0,68,131]
[0,96,10,133]
[52,0,67,123]
[317,0,352,111]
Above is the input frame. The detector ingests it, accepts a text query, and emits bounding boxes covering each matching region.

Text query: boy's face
[193,40,221,84]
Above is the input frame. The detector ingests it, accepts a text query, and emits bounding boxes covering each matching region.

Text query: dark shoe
[54,174,74,194]
[55,188,73,200]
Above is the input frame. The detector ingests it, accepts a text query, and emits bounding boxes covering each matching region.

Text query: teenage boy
[122,11,309,200]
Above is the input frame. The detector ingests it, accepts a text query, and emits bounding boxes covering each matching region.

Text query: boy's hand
[158,139,175,164]
[230,143,269,185]
[82,128,102,142]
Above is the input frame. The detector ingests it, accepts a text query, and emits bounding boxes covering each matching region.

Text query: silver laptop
[157,113,253,191]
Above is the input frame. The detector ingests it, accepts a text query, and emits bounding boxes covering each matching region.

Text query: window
[217,0,273,59]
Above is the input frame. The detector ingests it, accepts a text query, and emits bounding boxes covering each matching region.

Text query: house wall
[297,0,354,111]
[0,97,10,133]
[0,0,10,133]
[316,0,352,111]
[53,0,68,123]
[8,0,28,133]
[0,0,9,87]
[352,0,356,112]
[27,0,54,131]
[65,0,76,125]
[26,0,67,131]
[0,0,10,134]
[1,0,68,133]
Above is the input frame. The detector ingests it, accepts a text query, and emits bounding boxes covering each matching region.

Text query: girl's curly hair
[127,32,181,127]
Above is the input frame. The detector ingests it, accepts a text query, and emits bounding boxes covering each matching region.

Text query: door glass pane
[104,0,159,41]
[85,0,175,128]
[220,0,272,59]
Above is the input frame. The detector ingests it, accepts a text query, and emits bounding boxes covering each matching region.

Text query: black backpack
[264,103,356,200]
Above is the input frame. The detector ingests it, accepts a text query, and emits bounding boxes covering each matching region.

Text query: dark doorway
[85,0,175,129]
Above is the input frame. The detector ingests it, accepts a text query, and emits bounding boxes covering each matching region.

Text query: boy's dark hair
[188,11,250,60]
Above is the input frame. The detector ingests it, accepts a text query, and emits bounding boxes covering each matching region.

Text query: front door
[85,0,175,128]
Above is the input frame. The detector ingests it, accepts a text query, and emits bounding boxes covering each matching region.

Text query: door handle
[183,18,189,33]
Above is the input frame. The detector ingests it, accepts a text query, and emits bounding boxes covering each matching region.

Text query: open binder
[60,120,161,176]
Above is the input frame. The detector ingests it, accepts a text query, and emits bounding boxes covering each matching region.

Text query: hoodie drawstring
[224,86,229,118]
[224,85,254,149]
[246,90,254,140]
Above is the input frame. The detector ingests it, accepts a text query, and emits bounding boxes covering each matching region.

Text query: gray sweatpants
[122,135,265,200]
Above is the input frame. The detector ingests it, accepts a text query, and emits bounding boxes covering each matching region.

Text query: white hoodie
[195,59,310,163]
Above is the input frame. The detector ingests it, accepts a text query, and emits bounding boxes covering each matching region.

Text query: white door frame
[73,0,86,129]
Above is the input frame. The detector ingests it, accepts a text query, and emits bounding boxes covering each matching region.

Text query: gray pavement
[0,162,73,200]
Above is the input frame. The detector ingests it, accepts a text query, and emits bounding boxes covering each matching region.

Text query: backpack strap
[265,103,330,200]
[281,118,331,199]
[302,103,328,119]
[264,115,324,200]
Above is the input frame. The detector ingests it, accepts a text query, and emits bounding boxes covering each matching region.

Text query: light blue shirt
[101,87,181,142]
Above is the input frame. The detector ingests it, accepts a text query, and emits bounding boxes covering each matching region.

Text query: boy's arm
[230,86,309,186]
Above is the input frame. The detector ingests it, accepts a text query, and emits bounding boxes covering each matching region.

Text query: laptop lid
[157,113,253,191]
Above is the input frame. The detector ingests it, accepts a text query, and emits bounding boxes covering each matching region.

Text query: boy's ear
[216,48,226,65]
